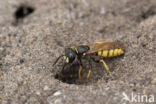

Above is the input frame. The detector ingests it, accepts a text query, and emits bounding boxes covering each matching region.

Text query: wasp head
[64,48,76,63]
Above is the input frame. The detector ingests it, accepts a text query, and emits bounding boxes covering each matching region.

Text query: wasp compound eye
[65,48,76,63]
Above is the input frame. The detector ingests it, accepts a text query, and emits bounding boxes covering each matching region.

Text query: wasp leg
[78,57,83,80]
[78,65,82,80]
[86,70,91,81]
[99,60,112,75]
[90,57,113,78]
[86,60,92,82]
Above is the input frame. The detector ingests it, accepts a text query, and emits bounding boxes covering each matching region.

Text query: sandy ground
[0,0,156,104]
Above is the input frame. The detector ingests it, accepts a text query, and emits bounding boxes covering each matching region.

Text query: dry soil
[0,0,156,104]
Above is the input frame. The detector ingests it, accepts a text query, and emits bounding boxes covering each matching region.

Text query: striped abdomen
[97,48,124,58]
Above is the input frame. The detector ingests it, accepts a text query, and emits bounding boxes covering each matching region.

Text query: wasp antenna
[53,55,64,66]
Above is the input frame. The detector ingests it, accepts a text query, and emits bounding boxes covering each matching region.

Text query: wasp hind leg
[90,57,113,78]
[99,59,113,78]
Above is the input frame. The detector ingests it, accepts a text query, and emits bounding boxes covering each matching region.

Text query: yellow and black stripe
[97,48,124,58]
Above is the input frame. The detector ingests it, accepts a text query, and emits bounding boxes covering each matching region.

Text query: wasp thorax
[76,46,90,54]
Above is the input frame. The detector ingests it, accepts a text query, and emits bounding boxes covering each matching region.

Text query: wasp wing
[85,42,122,55]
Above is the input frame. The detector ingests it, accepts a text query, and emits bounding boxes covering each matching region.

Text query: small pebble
[53,91,61,96]
[44,85,50,91]
[100,8,106,14]
[20,58,24,63]
[151,77,156,85]
[36,91,41,95]
[8,57,12,61]
[79,22,84,26]
[0,47,4,51]
[31,89,35,93]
